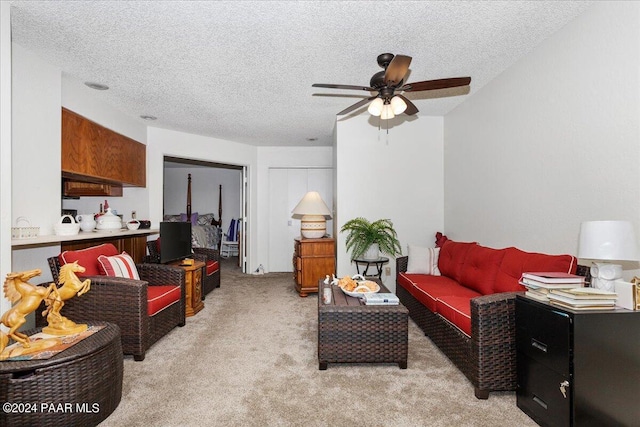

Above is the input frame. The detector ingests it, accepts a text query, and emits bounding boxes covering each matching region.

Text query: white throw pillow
[406,245,440,275]
[98,252,140,280]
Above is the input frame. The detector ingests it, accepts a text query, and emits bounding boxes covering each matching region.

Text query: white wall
[1,2,12,315]
[10,43,62,287]
[335,115,444,291]
[445,3,640,275]
[163,166,242,228]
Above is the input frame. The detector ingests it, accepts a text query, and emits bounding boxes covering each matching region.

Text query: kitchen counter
[11,228,159,248]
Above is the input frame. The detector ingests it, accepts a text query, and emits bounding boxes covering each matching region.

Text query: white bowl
[126,220,140,230]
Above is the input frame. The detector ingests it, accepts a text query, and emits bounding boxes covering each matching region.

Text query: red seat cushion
[494,247,577,293]
[147,285,181,316]
[438,240,476,283]
[436,295,473,336]
[60,243,119,276]
[459,245,506,295]
[206,260,219,276]
[398,272,481,313]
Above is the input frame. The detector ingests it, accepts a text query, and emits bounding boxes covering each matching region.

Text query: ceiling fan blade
[384,55,412,86]
[397,95,418,115]
[402,77,471,92]
[312,83,376,91]
[336,96,377,116]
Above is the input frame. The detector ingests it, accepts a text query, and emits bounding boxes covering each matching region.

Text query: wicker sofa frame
[40,257,186,361]
[396,256,590,399]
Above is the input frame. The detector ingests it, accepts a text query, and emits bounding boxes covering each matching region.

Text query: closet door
[268,168,333,272]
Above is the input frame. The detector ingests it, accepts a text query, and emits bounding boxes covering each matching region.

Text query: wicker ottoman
[0,323,123,427]
[318,279,408,369]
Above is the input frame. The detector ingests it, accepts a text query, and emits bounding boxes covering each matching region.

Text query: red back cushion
[459,245,506,295]
[494,247,577,293]
[438,240,476,283]
[59,243,119,276]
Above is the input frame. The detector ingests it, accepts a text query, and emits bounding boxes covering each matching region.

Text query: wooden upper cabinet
[62,108,146,187]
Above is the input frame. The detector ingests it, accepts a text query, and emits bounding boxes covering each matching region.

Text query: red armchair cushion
[147,285,182,316]
[459,245,506,295]
[494,247,577,293]
[206,260,219,276]
[60,243,119,276]
[438,240,476,283]
[436,295,472,336]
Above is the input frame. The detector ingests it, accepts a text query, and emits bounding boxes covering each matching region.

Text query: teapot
[76,214,97,232]
[96,208,123,230]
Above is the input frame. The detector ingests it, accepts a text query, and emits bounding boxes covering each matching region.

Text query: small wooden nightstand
[293,237,335,297]
[170,260,205,316]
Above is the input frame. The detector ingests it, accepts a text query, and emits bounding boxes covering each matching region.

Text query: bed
[163,174,222,250]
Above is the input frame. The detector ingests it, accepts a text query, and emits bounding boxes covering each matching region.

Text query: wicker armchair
[146,239,220,298]
[40,255,186,361]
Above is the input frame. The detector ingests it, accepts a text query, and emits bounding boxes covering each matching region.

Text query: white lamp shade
[380,103,395,120]
[291,191,332,219]
[578,220,639,261]
[390,96,407,114]
[367,98,384,116]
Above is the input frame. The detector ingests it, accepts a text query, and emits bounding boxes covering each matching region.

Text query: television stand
[169,260,205,317]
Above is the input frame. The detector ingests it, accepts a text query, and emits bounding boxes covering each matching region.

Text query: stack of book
[363,293,400,305]
[520,272,586,302]
[547,288,617,310]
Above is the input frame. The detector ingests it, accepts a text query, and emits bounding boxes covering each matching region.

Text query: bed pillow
[180,212,198,225]
[98,252,140,280]
[197,213,216,226]
[406,245,440,275]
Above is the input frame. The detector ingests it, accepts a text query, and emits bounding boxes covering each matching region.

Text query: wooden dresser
[293,237,335,297]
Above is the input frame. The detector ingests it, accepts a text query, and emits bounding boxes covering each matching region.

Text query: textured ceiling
[9,1,592,147]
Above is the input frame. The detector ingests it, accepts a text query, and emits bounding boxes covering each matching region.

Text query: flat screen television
[160,221,192,264]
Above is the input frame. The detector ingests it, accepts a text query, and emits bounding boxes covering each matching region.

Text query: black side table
[352,257,390,279]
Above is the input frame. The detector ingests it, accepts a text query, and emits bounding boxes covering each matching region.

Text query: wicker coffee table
[0,322,123,427]
[318,278,408,369]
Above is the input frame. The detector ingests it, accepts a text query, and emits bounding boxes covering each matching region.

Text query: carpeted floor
[100,258,537,426]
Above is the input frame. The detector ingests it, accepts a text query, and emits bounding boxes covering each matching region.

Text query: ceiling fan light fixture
[380,103,395,120]
[390,96,407,115]
[367,98,384,116]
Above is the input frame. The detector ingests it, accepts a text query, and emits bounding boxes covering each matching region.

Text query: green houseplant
[340,217,402,260]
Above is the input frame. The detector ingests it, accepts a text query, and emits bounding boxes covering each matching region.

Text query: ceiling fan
[312,53,471,119]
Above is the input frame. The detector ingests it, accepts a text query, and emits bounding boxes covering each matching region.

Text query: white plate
[340,280,380,298]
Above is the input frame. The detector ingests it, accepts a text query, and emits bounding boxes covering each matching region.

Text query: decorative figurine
[42,261,91,335]
[0,269,57,354]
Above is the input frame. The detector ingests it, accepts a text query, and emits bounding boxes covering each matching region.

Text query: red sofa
[396,233,579,399]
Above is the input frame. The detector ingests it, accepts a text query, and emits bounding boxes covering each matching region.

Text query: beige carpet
[100,259,537,426]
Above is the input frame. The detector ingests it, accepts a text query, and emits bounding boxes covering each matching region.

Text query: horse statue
[42,261,91,335]
[0,269,57,354]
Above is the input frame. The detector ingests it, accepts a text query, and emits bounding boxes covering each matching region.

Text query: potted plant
[340,217,402,260]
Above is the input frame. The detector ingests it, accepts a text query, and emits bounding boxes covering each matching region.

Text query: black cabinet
[516,295,640,426]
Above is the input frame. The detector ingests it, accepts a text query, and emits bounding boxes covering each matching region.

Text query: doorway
[163,156,247,272]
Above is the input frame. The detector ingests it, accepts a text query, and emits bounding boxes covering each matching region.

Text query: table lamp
[577,220,639,292]
[291,191,332,238]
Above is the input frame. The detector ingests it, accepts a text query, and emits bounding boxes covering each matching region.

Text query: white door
[268,168,333,272]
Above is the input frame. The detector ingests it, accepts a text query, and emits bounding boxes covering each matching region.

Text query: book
[549,288,617,300]
[525,290,549,302]
[364,293,399,305]
[547,293,616,306]
[520,278,584,289]
[549,299,616,311]
[521,272,585,284]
